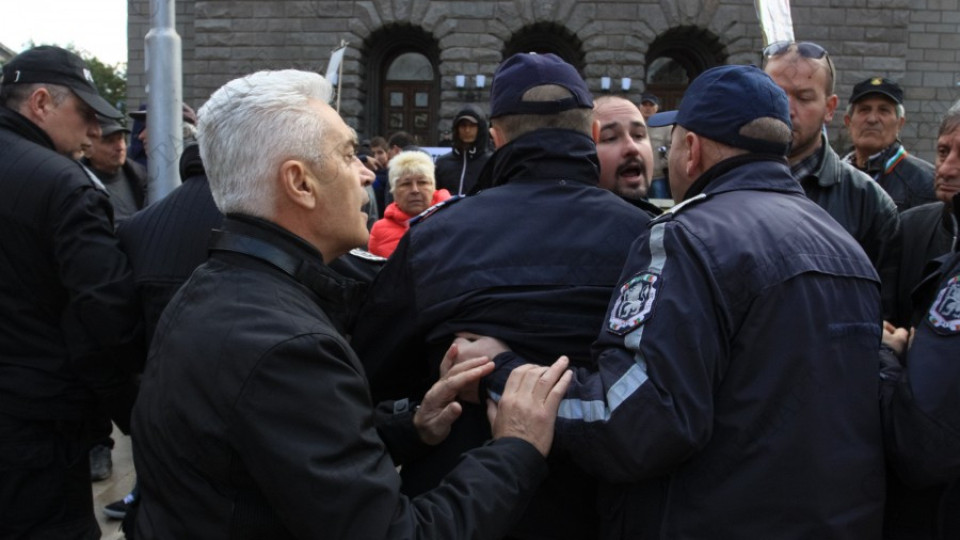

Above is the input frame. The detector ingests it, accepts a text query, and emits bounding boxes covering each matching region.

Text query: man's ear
[685,131,703,179]
[591,118,600,143]
[823,94,839,123]
[22,87,54,121]
[843,113,852,129]
[278,159,317,210]
[490,125,506,149]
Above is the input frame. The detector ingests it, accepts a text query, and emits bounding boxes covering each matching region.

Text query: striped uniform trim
[558,222,669,422]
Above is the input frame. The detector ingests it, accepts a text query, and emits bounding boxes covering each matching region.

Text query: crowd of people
[0,40,958,540]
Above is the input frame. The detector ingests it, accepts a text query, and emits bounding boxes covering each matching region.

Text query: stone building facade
[127,0,960,161]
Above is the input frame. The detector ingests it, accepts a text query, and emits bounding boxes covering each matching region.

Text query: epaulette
[347,248,387,263]
[651,193,708,223]
[409,194,465,226]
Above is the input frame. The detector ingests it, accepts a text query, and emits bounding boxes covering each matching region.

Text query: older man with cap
[82,118,149,226]
[0,45,142,538]
[843,77,936,212]
[435,106,492,195]
[464,64,886,538]
[351,52,657,539]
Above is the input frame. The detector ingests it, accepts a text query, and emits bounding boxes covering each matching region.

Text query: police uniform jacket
[801,139,901,320]
[882,197,960,540]
[489,155,887,539]
[352,129,656,539]
[843,141,937,212]
[131,215,547,540]
[0,105,141,430]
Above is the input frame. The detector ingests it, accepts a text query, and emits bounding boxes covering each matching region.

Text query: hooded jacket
[435,107,492,195]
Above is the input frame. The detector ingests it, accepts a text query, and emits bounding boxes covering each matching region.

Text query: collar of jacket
[808,134,845,188]
[683,153,800,201]
[843,140,906,175]
[475,129,600,190]
[0,105,56,150]
[179,143,207,180]
[215,214,368,333]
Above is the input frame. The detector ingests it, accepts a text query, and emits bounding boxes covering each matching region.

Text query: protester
[82,117,148,226]
[843,77,936,212]
[435,107,492,195]
[368,150,451,257]
[461,64,886,539]
[891,100,960,327]
[130,68,570,539]
[352,52,657,539]
[593,95,658,205]
[879,101,960,540]
[764,41,901,320]
[0,45,142,539]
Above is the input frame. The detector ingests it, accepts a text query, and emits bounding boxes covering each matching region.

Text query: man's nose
[358,162,375,187]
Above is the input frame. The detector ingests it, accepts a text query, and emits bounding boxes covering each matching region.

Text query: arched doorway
[645,26,728,110]
[364,25,440,145]
[503,22,586,73]
[382,52,435,144]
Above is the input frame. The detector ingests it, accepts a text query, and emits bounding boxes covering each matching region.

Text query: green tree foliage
[81,53,127,117]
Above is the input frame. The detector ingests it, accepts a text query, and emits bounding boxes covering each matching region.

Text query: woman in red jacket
[368,150,451,257]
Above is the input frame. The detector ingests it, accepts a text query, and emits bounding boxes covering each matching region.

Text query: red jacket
[368,189,451,257]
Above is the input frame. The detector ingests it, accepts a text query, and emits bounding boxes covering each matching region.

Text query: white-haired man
[130,69,569,539]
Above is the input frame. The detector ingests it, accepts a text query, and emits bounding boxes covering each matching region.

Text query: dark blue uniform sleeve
[351,234,432,402]
[487,220,721,483]
[882,254,960,487]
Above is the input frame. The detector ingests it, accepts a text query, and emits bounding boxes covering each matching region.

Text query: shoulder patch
[348,248,387,263]
[927,273,960,334]
[409,195,465,226]
[608,271,661,335]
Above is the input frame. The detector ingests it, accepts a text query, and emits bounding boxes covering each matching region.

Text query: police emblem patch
[608,272,660,335]
[928,274,960,334]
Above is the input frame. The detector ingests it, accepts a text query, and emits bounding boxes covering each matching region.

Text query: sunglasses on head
[762,41,828,60]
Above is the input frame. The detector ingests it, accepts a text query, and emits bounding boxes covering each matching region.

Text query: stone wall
[127,0,960,161]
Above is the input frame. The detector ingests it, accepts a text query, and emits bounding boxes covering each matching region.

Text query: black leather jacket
[132,215,547,540]
[843,141,937,212]
[0,106,141,430]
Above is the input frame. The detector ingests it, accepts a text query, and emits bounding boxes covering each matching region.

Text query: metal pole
[336,40,346,113]
[145,0,183,204]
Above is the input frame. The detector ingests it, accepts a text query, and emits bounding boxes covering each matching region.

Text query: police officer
[0,45,142,538]
[352,53,657,539]
[467,64,886,538]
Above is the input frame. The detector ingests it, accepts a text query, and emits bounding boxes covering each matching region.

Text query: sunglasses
[762,41,828,60]
[762,41,835,88]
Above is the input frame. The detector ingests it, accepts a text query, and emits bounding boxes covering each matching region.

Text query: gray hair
[198,70,333,218]
[845,101,905,119]
[1,82,72,110]
[939,99,960,138]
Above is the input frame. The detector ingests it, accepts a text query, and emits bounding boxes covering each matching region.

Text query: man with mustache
[842,77,936,212]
